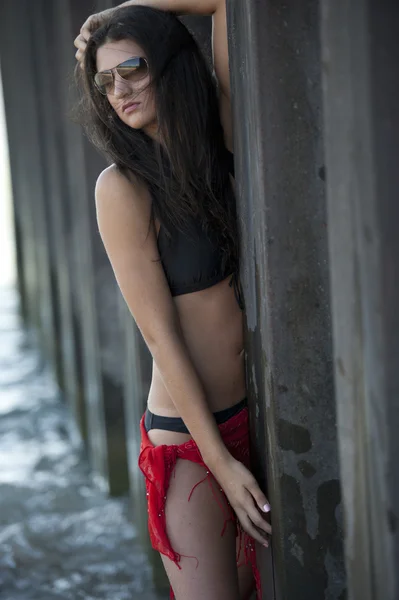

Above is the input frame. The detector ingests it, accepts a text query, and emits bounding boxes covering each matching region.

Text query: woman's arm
[95,166,228,466]
[95,166,271,544]
[109,0,219,15]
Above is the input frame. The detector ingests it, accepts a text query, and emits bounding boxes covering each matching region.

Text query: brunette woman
[74,3,271,598]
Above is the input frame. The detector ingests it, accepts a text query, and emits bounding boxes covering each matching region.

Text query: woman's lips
[123,102,140,114]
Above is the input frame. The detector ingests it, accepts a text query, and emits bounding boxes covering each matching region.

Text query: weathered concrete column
[0,75,26,317]
[0,2,33,320]
[26,1,81,418]
[227,1,345,598]
[321,1,399,598]
[51,0,129,495]
[0,0,57,363]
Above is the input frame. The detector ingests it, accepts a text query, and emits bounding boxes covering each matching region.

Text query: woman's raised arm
[74,0,232,145]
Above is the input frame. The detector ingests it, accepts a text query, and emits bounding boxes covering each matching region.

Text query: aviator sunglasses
[94,56,149,95]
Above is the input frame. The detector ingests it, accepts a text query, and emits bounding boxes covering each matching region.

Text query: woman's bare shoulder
[96,163,146,200]
[95,164,152,221]
[94,164,178,349]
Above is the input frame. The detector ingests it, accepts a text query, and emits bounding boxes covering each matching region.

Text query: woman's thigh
[236,535,256,600]
[161,458,241,600]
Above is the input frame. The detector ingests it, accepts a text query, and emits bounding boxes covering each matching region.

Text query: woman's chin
[122,113,145,130]
[122,113,157,135]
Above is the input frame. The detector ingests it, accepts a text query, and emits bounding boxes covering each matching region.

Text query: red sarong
[138,406,261,600]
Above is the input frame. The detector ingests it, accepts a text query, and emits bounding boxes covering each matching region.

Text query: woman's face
[96,39,157,137]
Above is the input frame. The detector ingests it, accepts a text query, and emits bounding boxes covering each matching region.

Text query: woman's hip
[144,396,248,434]
[138,400,251,474]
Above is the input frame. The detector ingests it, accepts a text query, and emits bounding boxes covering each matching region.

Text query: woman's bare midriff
[146,215,246,446]
[146,274,246,446]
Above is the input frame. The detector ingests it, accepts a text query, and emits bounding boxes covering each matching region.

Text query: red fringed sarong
[138,406,261,600]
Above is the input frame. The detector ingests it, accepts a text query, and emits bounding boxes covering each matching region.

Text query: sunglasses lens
[117,57,148,83]
[94,73,113,95]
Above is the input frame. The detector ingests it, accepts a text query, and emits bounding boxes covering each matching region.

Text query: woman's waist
[148,356,246,417]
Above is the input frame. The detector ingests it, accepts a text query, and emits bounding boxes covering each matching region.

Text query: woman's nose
[113,75,130,97]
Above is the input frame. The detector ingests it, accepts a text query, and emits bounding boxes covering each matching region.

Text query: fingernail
[263,503,271,512]
[263,541,269,548]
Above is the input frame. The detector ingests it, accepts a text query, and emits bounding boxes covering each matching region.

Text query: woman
[74,2,271,599]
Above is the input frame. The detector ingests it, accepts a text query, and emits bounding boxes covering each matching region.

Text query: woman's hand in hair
[210,454,272,547]
[74,7,116,67]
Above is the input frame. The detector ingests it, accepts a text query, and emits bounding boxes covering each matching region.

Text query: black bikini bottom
[144,397,248,434]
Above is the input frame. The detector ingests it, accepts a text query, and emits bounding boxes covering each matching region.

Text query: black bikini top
[157,150,244,310]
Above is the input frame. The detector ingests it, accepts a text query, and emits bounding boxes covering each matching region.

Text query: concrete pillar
[0,0,57,364]
[321,0,399,598]
[0,2,33,320]
[51,0,129,495]
[227,1,346,598]
[25,1,81,418]
[0,53,30,320]
[0,74,26,317]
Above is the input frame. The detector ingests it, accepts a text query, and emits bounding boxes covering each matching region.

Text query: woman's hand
[73,7,116,67]
[212,455,272,547]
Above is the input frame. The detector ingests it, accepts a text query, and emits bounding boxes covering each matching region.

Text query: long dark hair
[76,6,238,270]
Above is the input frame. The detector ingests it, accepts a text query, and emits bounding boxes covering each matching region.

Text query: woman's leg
[236,538,256,600]
[160,458,241,600]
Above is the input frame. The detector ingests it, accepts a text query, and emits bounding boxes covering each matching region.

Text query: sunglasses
[94,56,149,95]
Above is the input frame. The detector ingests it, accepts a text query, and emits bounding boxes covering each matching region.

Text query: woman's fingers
[74,8,115,66]
[216,458,272,546]
[75,47,84,62]
[246,503,272,535]
[74,15,98,66]
[74,34,87,68]
[241,487,272,535]
[74,32,90,68]
[248,479,271,514]
[74,33,87,50]
[80,25,91,41]
[80,14,94,39]
[75,51,85,70]
[237,511,270,547]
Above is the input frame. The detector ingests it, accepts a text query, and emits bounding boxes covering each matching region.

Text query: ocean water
[0,286,165,600]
